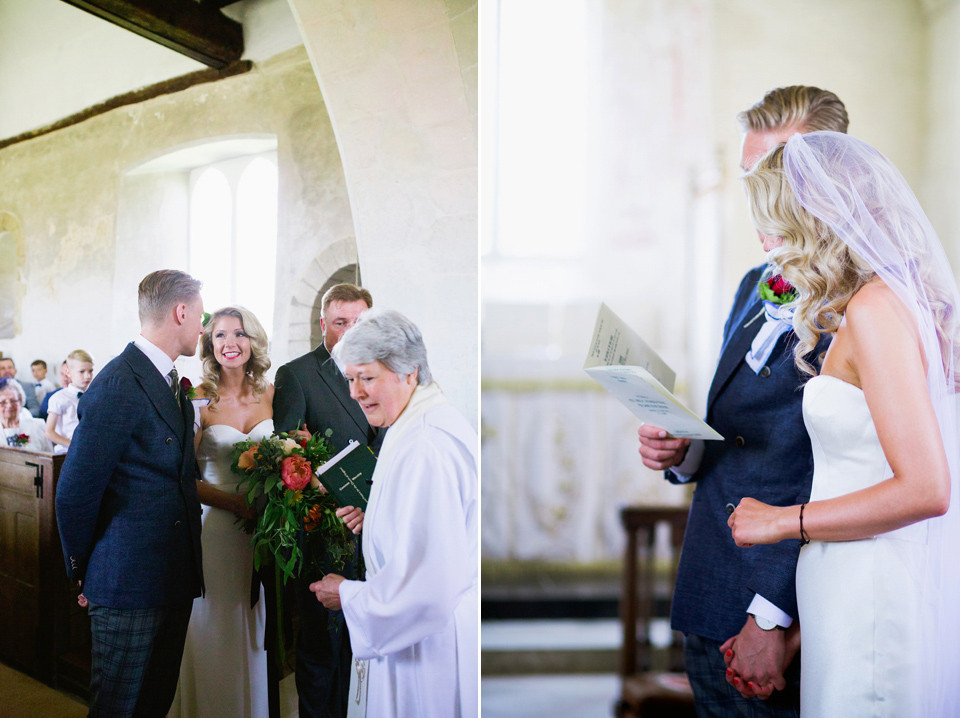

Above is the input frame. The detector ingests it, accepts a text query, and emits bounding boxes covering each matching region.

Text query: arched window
[188,153,279,336]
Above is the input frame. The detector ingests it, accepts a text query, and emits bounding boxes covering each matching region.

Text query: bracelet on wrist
[798,503,810,547]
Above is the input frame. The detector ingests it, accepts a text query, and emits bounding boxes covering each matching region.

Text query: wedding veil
[783,131,960,715]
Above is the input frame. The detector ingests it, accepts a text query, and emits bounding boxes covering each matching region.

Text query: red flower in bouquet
[281,455,312,491]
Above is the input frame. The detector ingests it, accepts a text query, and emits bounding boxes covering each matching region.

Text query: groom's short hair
[138,269,202,326]
[738,86,849,135]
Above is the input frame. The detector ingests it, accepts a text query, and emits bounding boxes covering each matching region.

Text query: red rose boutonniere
[8,433,29,447]
[758,274,798,305]
[180,376,198,400]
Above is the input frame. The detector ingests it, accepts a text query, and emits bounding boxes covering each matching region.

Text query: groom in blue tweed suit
[638,87,847,716]
[56,270,205,718]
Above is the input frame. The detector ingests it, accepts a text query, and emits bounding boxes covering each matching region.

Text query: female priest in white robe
[310,308,478,718]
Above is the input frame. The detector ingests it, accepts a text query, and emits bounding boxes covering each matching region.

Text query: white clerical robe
[339,400,478,718]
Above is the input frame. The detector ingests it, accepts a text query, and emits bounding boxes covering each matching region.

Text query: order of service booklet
[584,303,723,440]
[315,440,377,511]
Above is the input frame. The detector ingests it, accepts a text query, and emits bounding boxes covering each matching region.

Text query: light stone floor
[482,673,620,718]
[481,619,621,718]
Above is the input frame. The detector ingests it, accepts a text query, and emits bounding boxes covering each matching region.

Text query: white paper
[584,304,723,441]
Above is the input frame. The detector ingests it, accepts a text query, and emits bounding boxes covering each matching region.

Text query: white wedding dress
[168,420,272,718]
[797,376,926,716]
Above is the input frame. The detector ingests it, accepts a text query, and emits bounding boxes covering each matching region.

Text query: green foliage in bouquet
[230,429,356,584]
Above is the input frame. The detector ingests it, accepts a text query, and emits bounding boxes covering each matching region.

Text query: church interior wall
[922,0,960,275]
[290,0,479,430]
[0,46,354,386]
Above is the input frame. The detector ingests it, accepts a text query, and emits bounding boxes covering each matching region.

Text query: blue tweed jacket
[669,265,829,643]
[56,343,203,609]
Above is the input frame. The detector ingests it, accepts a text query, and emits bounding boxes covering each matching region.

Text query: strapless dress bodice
[196,418,274,489]
[802,374,891,500]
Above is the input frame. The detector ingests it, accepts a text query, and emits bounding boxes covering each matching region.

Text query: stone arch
[0,212,26,339]
[288,237,362,357]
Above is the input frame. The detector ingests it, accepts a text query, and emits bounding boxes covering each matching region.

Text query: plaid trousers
[87,601,193,718]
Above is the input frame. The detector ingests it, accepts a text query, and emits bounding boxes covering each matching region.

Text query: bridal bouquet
[230,429,356,584]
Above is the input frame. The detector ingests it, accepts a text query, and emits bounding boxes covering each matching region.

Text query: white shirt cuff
[669,439,705,482]
[748,593,793,628]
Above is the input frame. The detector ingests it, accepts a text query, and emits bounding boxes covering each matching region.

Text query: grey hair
[0,378,27,405]
[332,308,432,385]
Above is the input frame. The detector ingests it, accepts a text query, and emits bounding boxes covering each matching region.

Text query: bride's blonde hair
[744,143,958,380]
[198,306,270,404]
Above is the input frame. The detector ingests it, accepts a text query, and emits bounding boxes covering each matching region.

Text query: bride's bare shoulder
[847,277,909,320]
[845,277,920,348]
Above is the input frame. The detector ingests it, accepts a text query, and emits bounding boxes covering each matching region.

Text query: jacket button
[166,438,173,444]
[759,366,772,378]
[726,503,736,515]
[174,520,182,527]
[734,436,746,448]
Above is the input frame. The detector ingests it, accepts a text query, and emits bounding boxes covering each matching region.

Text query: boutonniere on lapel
[180,376,211,431]
[758,274,798,305]
[180,376,198,400]
[7,433,29,447]
[745,271,798,373]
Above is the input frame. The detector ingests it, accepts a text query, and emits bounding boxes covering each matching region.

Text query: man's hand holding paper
[584,304,722,441]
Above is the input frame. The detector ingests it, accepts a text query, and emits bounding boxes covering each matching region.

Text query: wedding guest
[274,283,381,718]
[311,309,478,718]
[729,131,960,716]
[56,269,205,718]
[0,356,41,417]
[0,378,52,452]
[31,359,56,404]
[46,349,94,454]
[39,361,70,419]
[636,86,847,713]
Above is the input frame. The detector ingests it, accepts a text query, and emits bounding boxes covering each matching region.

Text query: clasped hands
[721,617,800,700]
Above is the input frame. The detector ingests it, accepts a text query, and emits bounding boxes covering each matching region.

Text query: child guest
[31,359,56,404]
[46,350,94,454]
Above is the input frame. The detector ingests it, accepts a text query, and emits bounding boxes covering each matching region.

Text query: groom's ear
[173,302,188,325]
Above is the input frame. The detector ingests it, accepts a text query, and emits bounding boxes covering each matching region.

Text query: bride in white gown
[728,132,960,716]
[169,306,275,718]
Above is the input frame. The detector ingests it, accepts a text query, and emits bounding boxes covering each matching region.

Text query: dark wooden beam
[0,61,253,151]
[60,0,243,69]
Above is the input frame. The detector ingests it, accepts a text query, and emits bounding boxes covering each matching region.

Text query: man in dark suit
[56,269,205,718]
[637,87,848,717]
[274,283,382,718]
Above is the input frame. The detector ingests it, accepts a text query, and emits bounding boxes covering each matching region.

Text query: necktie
[169,367,181,409]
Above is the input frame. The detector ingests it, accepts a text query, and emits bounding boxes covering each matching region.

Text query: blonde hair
[66,349,93,364]
[744,144,958,378]
[738,86,849,135]
[198,306,270,404]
